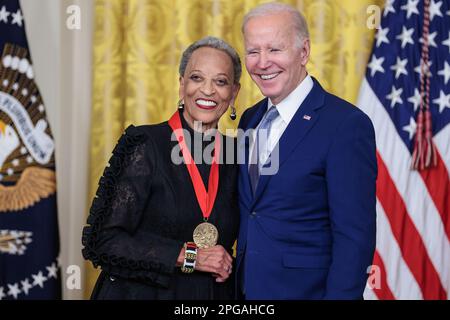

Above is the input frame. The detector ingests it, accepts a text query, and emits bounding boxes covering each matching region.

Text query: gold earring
[230,106,236,120]
[178,99,184,110]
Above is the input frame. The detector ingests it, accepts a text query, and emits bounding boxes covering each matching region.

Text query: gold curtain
[85,0,383,297]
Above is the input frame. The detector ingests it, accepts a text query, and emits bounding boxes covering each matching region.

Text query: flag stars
[24,233,32,244]
[7,168,14,176]
[30,95,37,103]
[21,279,32,296]
[376,27,390,47]
[429,0,443,21]
[8,244,19,255]
[12,83,19,91]
[432,90,450,113]
[396,27,415,48]
[38,104,45,113]
[2,79,8,87]
[32,271,47,288]
[401,0,419,19]
[12,159,19,166]
[0,6,10,23]
[384,0,396,17]
[7,283,21,299]
[21,88,28,96]
[419,31,438,48]
[26,156,33,163]
[403,117,417,140]
[386,86,404,108]
[20,147,27,155]
[437,61,450,85]
[11,9,23,27]
[390,57,408,79]
[47,263,58,279]
[0,260,59,300]
[408,89,422,112]
[368,55,385,77]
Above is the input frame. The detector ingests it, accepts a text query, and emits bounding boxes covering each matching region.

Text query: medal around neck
[193,222,219,249]
[168,111,221,250]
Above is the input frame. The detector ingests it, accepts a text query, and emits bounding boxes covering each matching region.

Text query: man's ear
[300,39,310,66]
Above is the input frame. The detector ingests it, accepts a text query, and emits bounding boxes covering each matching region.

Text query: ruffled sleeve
[82,125,183,288]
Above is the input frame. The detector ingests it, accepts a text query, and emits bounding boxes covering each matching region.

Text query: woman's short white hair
[242,2,310,48]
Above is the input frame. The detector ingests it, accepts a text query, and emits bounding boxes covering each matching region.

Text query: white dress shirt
[249,75,314,167]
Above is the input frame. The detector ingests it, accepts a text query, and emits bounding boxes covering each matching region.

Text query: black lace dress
[82,111,239,299]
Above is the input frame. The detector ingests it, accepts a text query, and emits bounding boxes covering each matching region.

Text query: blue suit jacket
[236,78,377,299]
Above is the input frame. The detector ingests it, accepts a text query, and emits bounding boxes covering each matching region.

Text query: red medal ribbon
[168,111,221,220]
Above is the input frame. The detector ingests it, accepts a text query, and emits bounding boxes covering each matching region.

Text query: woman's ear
[179,76,185,100]
[231,83,241,106]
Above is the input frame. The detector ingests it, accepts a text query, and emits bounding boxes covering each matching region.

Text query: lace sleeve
[82,125,183,288]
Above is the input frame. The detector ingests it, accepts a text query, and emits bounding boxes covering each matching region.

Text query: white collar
[268,75,314,125]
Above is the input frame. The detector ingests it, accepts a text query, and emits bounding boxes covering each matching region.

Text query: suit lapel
[246,100,268,130]
[253,78,326,202]
[239,99,268,205]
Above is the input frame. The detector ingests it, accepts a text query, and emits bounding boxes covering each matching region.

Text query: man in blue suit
[236,2,377,300]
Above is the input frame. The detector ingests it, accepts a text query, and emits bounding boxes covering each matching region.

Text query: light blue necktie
[249,106,279,193]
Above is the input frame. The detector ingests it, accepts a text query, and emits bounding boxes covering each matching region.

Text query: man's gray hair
[242,2,310,48]
[179,36,242,84]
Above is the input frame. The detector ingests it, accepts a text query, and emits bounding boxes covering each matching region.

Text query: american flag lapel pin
[303,115,311,121]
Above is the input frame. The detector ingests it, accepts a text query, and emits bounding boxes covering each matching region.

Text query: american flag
[357,0,450,299]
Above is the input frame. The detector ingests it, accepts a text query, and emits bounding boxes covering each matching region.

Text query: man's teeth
[260,73,278,80]
[196,99,217,107]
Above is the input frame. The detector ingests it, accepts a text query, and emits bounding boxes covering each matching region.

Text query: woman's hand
[195,245,233,282]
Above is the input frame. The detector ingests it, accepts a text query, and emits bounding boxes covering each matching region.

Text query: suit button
[109,276,116,282]
[250,211,257,217]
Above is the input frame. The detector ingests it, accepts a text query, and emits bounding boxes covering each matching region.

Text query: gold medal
[193,222,219,248]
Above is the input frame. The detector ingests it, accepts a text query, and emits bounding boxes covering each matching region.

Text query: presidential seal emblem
[0,43,56,212]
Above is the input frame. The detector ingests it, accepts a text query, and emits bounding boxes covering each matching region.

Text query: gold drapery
[86,0,383,297]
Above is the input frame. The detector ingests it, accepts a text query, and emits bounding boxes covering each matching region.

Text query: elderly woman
[82,36,241,299]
